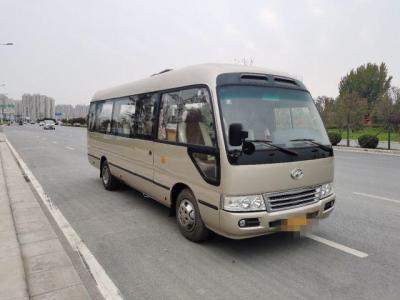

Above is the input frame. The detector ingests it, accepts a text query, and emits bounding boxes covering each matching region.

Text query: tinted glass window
[190,152,218,183]
[88,102,96,131]
[158,87,215,147]
[134,94,157,138]
[158,91,180,142]
[111,97,136,137]
[95,101,113,133]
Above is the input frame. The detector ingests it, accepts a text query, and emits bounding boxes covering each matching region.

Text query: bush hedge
[358,134,379,148]
[328,132,342,145]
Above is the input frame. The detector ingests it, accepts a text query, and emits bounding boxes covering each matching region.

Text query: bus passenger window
[178,88,215,147]
[95,101,113,134]
[158,87,215,147]
[88,102,96,131]
[158,92,180,142]
[134,93,157,138]
[112,97,135,137]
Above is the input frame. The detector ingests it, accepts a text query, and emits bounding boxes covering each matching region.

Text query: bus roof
[91,63,294,101]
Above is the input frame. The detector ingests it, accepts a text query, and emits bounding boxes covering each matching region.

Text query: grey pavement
[0,127,92,300]
[0,130,28,300]
[4,124,400,300]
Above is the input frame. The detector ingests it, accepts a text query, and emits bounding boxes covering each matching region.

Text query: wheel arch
[169,182,192,216]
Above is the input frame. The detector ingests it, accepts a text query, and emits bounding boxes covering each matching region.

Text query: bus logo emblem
[291,168,304,180]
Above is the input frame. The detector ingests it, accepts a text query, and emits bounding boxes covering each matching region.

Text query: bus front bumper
[218,193,335,239]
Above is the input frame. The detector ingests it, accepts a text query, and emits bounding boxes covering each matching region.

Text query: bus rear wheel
[101,160,118,191]
[176,189,209,242]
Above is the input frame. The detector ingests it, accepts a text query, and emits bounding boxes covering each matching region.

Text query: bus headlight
[222,194,266,212]
[317,183,334,199]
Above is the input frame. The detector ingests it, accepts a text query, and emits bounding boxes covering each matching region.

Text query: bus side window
[178,88,215,147]
[112,97,135,137]
[96,101,113,134]
[88,102,96,131]
[158,92,180,142]
[134,93,157,138]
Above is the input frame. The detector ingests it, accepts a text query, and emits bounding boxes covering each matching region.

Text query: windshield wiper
[290,139,332,152]
[247,139,298,156]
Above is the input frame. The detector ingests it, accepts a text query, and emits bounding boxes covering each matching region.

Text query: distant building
[55,104,74,120]
[55,104,89,120]
[21,93,55,121]
[0,94,22,121]
[74,104,89,118]
[0,93,55,122]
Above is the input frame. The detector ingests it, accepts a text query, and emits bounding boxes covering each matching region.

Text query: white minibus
[87,64,335,242]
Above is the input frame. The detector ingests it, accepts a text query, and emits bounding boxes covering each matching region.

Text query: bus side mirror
[229,123,248,146]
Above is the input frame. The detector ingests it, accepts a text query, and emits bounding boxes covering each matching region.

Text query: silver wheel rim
[178,199,196,232]
[102,165,110,185]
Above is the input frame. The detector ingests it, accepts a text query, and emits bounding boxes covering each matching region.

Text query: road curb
[333,146,400,156]
[5,138,123,300]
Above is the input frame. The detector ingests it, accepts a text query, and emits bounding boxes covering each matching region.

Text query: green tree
[336,92,368,146]
[339,63,392,109]
[315,96,336,128]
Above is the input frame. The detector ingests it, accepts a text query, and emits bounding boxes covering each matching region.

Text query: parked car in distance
[30,121,35,124]
[39,121,45,126]
[19,120,23,125]
[73,123,81,127]
[43,120,55,130]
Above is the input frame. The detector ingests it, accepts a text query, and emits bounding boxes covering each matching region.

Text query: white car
[39,121,45,126]
[43,120,55,130]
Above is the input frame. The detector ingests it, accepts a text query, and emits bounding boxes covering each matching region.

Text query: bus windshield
[218,85,330,151]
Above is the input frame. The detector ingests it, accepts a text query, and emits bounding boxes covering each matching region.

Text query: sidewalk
[337,139,400,150]
[0,129,91,299]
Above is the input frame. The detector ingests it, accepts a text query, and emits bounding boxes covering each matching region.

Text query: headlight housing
[222,194,266,212]
[316,183,334,199]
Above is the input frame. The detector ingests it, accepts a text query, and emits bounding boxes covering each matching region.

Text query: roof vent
[241,74,269,82]
[274,77,298,86]
[151,69,173,76]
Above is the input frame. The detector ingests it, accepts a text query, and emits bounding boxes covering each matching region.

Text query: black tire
[101,160,118,190]
[176,189,209,242]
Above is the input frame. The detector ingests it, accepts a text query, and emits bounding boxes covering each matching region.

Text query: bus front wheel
[176,189,209,242]
[101,160,118,191]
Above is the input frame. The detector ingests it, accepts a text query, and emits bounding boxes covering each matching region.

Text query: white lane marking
[66,146,74,150]
[6,139,123,300]
[305,233,368,258]
[353,192,400,204]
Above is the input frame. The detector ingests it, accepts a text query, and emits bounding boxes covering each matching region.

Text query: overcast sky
[1,0,399,105]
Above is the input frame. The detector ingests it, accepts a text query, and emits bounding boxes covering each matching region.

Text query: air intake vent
[274,77,298,86]
[241,74,269,82]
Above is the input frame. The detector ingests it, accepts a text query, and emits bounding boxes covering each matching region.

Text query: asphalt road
[5,124,400,300]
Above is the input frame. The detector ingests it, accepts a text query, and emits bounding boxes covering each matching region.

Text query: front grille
[263,186,319,212]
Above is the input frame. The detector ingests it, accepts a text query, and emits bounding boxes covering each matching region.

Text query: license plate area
[282,215,308,231]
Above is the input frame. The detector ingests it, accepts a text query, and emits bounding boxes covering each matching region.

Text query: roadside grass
[328,127,400,142]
